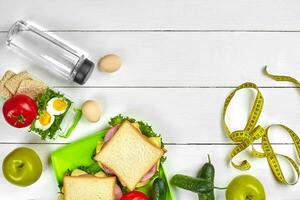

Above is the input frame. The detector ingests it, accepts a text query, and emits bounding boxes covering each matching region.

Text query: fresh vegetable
[81,100,102,123]
[226,175,266,200]
[108,114,134,126]
[171,174,213,193]
[152,177,167,200]
[121,191,148,200]
[78,162,101,175]
[109,114,162,142]
[2,95,38,128]
[2,147,42,186]
[197,155,215,200]
[29,88,72,140]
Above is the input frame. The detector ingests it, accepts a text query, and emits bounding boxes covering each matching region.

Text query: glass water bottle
[6,20,94,85]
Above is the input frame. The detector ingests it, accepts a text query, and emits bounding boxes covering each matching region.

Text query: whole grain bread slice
[0,70,16,99]
[16,79,47,100]
[1,70,15,83]
[5,71,32,94]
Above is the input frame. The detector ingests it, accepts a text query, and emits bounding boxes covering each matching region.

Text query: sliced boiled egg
[47,97,68,115]
[35,111,55,130]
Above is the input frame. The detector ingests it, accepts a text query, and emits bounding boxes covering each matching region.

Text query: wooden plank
[1,0,300,31]
[0,87,299,143]
[0,144,298,199]
[1,32,300,87]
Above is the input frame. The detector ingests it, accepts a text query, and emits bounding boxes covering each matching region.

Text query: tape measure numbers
[223,67,300,185]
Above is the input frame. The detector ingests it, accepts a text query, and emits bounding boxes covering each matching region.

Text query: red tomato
[2,95,38,128]
[121,191,148,200]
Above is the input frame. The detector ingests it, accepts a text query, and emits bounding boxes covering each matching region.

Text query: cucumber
[171,174,213,193]
[197,155,215,200]
[152,177,166,200]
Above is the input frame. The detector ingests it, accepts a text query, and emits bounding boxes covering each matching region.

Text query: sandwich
[58,115,167,199]
[94,115,166,191]
[58,167,122,200]
[63,176,116,200]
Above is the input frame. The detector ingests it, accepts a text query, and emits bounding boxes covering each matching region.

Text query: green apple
[2,147,42,186]
[226,175,266,200]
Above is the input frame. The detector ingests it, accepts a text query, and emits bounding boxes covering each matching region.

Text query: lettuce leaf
[29,88,72,140]
[78,162,101,175]
[108,114,135,126]
[109,114,158,137]
[108,114,165,150]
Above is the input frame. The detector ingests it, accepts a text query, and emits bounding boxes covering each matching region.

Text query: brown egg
[98,54,122,73]
[81,100,102,123]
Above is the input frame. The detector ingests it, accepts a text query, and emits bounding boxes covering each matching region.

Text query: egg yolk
[53,99,67,111]
[39,112,51,125]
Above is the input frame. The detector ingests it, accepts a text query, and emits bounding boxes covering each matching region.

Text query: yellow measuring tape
[223,67,300,185]
[263,66,300,87]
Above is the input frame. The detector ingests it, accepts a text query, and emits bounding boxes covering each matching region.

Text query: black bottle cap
[74,58,95,85]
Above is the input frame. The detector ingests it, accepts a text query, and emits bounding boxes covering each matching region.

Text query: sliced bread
[94,121,164,191]
[63,176,116,200]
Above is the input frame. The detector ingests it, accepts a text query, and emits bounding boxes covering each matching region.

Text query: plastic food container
[6,20,94,85]
[51,130,174,199]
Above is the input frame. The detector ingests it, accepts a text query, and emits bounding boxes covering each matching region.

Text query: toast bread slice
[63,176,116,200]
[94,121,164,191]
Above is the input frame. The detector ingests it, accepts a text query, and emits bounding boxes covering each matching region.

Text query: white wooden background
[1,0,300,199]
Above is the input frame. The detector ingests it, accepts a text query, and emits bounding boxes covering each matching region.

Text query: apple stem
[207,154,211,163]
[17,163,24,168]
[13,160,25,169]
[214,186,227,190]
